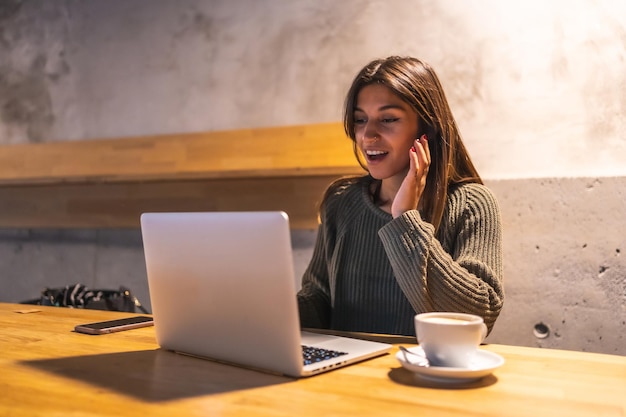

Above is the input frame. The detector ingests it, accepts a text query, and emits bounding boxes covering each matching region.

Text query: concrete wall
[0,0,624,354]
[488,177,624,354]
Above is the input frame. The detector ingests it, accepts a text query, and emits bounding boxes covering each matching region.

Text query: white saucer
[395,346,505,384]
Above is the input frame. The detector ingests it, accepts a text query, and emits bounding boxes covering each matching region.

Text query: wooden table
[1,303,624,417]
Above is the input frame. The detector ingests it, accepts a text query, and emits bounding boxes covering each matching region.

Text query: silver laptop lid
[140,211,303,376]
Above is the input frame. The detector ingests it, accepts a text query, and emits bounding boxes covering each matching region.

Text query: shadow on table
[21,348,291,402]
[388,367,498,390]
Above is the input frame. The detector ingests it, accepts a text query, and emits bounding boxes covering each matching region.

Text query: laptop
[140,211,391,377]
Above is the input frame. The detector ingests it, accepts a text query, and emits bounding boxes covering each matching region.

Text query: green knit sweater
[297,176,504,336]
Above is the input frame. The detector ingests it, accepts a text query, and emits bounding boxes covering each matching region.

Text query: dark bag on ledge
[21,283,149,314]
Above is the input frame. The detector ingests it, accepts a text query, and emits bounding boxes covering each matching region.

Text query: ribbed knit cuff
[378,210,435,255]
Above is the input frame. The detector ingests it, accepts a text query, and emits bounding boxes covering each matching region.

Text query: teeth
[366,150,387,156]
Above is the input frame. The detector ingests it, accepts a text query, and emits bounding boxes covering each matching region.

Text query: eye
[354,115,367,125]
[381,117,399,123]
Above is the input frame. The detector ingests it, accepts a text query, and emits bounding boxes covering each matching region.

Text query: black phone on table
[74,316,154,335]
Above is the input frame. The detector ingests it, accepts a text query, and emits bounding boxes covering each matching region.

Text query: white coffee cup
[415,312,488,368]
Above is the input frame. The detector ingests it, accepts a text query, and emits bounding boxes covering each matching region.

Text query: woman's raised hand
[391,134,430,218]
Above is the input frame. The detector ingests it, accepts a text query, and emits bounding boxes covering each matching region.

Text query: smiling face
[353,83,420,182]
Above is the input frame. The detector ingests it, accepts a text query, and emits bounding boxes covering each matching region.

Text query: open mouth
[365,149,388,162]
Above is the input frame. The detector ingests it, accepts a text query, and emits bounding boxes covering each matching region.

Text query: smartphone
[74,316,154,335]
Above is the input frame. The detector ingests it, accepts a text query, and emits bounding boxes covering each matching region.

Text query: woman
[297,56,504,336]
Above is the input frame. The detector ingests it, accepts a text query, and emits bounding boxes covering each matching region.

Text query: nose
[360,121,379,142]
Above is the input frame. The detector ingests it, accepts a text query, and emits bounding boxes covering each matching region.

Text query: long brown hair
[341,56,482,232]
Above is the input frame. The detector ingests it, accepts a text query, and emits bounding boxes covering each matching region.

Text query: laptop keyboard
[302,345,348,366]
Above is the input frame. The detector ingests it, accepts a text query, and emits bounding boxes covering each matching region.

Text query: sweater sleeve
[377,184,504,333]
[297,223,332,329]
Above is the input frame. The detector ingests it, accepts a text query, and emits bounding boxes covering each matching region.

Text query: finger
[414,138,428,176]
[420,134,431,165]
[409,145,419,177]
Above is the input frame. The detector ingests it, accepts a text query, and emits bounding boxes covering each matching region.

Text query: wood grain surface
[0,123,364,228]
[1,303,624,417]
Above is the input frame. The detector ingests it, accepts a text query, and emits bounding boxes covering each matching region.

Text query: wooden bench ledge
[0,123,361,185]
[0,123,364,229]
